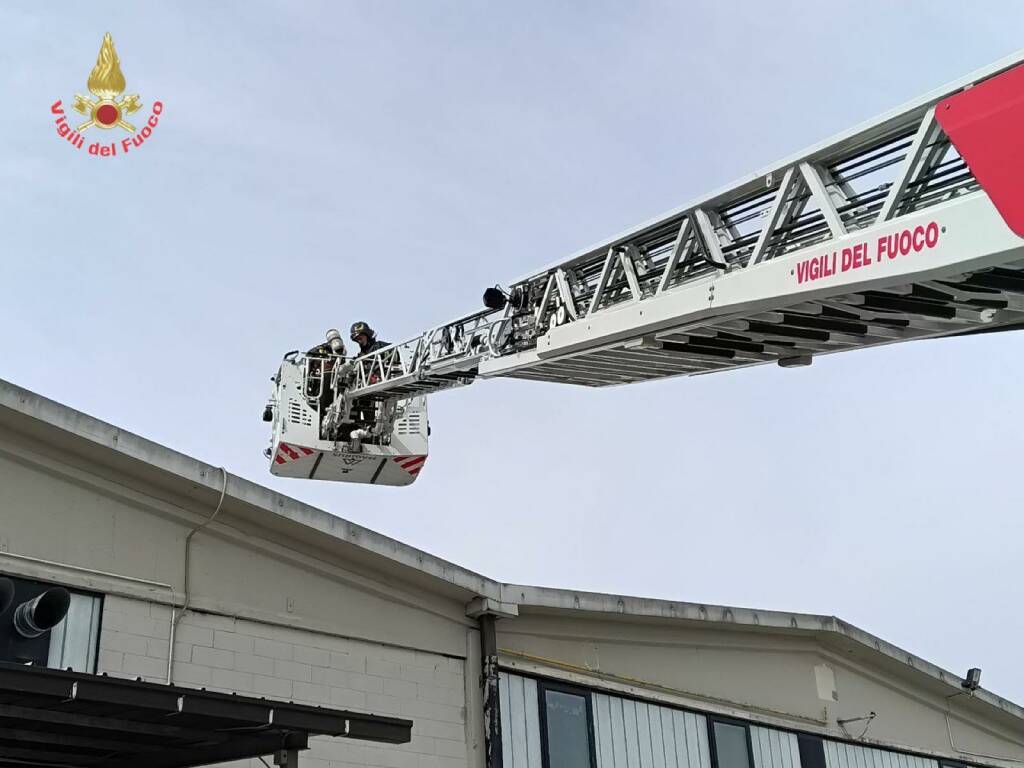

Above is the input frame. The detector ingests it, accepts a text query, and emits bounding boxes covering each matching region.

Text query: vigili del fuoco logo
[50,32,163,157]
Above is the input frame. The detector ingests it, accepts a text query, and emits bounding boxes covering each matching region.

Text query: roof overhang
[0,661,411,768]
[498,585,1024,728]
[0,378,498,605]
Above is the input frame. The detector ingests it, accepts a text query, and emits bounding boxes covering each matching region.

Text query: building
[1,376,1022,768]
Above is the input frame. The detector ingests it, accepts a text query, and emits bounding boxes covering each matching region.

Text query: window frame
[47,589,104,674]
[708,715,756,768]
[537,677,598,768]
[0,573,103,672]
[797,733,827,768]
[506,670,988,768]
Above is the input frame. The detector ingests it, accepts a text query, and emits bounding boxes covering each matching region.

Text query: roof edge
[0,378,503,602]
[501,584,1024,723]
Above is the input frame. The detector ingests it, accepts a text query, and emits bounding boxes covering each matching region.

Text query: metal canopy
[0,661,412,768]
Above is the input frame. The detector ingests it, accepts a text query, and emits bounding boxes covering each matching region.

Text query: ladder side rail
[877,108,943,223]
[747,167,797,267]
[348,52,1022,401]
[692,208,730,269]
[483,189,1015,375]
[656,217,693,293]
[342,310,508,401]
[554,269,580,320]
[799,162,847,238]
[504,49,1023,291]
[618,247,643,301]
[418,311,503,368]
[587,248,617,315]
[504,108,955,333]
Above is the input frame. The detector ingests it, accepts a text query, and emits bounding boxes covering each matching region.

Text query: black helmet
[350,321,375,343]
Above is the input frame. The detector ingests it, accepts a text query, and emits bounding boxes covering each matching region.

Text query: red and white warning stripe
[274,442,315,465]
[392,455,427,477]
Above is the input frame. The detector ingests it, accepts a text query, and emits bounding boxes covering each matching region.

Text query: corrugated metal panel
[824,740,938,768]
[500,672,543,768]
[593,692,712,768]
[750,727,801,768]
[499,673,947,768]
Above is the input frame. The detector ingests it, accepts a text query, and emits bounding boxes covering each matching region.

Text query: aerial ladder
[266,52,1024,486]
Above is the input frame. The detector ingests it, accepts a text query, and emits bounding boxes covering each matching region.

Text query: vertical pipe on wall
[480,613,503,768]
[168,467,228,684]
[465,627,486,768]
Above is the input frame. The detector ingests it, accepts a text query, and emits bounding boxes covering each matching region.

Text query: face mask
[330,339,344,353]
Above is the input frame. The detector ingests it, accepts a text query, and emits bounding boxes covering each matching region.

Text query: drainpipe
[169,467,228,684]
[466,596,519,768]
[480,613,502,768]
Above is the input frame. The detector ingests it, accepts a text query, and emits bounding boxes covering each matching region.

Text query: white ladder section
[344,51,1024,401]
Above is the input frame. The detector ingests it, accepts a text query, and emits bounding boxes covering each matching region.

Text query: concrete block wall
[98,595,468,768]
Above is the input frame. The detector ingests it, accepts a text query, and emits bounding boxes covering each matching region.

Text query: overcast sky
[3,2,1023,702]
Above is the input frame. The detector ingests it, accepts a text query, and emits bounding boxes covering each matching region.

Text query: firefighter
[308,328,347,359]
[348,322,397,433]
[350,321,398,379]
[349,322,388,356]
[305,329,347,401]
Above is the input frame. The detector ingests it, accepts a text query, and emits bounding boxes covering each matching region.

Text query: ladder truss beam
[337,54,1024,402]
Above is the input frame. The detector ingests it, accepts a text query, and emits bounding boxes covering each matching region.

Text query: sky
[2,2,1023,702]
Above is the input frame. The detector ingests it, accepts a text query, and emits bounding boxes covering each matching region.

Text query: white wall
[102,594,468,768]
[0,427,483,767]
[496,613,1024,763]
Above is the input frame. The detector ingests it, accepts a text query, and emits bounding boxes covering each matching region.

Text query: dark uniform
[305,331,347,414]
[349,321,388,356]
[348,322,395,430]
[304,344,338,396]
[305,342,335,357]
[351,321,396,375]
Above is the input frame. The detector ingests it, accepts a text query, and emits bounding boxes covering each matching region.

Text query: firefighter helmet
[350,322,375,343]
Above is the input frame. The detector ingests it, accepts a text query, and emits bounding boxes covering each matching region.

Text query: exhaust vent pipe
[13,587,71,638]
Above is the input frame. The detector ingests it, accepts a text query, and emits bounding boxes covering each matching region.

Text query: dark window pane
[545,690,591,768]
[714,722,751,768]
[798,734,826,768]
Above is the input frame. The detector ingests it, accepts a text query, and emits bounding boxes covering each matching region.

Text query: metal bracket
[274,748,300,767]
[466,596,520,619]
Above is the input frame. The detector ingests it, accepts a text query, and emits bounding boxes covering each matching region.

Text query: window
[711,719,753,768]
[539,681,595,768]
[47,590,103,672]
[0,574,102,672]
[797,734,826,768]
